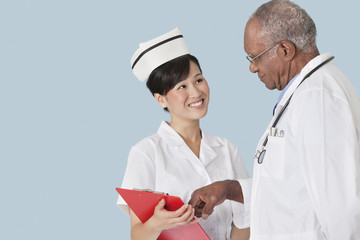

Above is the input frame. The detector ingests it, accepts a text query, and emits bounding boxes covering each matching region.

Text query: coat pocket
[260,135,285,180]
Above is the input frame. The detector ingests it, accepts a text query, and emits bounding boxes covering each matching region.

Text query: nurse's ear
[154,93,167,109]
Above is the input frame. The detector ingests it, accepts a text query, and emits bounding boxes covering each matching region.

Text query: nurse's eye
[195,79,203,84]
[177,85,186,90]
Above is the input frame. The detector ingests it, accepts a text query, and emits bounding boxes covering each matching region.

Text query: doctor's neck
[287,49,320,84]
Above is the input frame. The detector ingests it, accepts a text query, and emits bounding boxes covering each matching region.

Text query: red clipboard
[116,188,210,240]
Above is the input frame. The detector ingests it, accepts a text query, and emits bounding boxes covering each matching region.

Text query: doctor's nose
[249,62,258,73]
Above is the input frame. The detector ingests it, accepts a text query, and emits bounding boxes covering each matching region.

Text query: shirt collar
[277,73,300,104]
[157,121,220,148]
[157,121,184,146]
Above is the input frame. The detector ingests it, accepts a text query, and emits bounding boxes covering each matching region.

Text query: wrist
[144,218,162,238]
[224,180,243,203]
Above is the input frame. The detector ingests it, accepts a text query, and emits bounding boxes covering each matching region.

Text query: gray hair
[250,0,317,53]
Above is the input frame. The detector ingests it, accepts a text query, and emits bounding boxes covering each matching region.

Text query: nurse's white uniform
[118,121,250,240]
[241,53,360,239]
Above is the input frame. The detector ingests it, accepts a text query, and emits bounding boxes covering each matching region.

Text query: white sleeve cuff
[117,195,130,216]
[231,178,252,228]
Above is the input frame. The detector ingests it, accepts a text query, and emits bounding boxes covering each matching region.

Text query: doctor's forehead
[244,19,264,54]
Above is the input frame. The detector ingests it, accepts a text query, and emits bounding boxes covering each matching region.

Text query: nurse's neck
[170,119,202,158]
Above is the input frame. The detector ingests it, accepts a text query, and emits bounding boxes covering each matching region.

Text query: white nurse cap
[130,27,190,82]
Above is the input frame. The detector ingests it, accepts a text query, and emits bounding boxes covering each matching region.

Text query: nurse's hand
[130,199,198,240]
[188,180,243,219]
[149,198,198,231]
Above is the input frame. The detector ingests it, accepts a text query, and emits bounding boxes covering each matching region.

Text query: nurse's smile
[189,99,204,109]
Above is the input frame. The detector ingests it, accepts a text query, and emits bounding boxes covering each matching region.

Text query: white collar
[278,52,333,108]
[157,121,221,148]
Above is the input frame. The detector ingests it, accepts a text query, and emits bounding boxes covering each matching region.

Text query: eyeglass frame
[246,43,279,65]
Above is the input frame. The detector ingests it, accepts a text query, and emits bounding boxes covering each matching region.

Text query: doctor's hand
[188,180,243,220]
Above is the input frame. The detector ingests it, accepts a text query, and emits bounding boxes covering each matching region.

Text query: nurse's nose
[249,62,258,73]
[189,84,201,97]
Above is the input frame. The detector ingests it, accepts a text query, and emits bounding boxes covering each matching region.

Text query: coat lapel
[200,131,219,167]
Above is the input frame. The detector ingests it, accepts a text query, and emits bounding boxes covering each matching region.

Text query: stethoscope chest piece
[258,149,266,164]
[255,149,266,164]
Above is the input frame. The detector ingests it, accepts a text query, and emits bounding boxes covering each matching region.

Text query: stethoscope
[255,56,335,164]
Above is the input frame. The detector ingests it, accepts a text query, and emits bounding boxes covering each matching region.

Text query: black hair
[146,54,202,112]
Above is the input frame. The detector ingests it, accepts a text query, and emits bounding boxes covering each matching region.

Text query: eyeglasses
[246,43,279,65]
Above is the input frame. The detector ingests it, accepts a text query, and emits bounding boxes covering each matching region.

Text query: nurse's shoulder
[130,131,164,157]
[202,130,239,153]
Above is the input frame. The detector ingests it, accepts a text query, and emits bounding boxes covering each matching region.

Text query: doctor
[189,0,360,239]
[117,28,250,240]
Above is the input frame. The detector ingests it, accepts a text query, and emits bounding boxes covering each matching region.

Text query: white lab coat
[118,121,250,240]
[242,53,360,239]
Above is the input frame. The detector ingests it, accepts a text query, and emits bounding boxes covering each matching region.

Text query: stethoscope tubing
[256,56,335,164]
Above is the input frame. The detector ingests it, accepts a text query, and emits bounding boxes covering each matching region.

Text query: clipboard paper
[116,188,210,240]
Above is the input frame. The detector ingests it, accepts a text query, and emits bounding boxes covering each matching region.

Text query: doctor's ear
[278,40,296,61]
[154,93,167,109]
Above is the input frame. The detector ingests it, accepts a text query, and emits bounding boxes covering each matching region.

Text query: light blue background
[1,0,359,239]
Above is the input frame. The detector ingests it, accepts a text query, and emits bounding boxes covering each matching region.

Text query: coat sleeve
[117,145,156,215]
[228,142,252,229]
[293,88,360,239]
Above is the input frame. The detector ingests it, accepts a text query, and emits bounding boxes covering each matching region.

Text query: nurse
[117,28,250,240]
